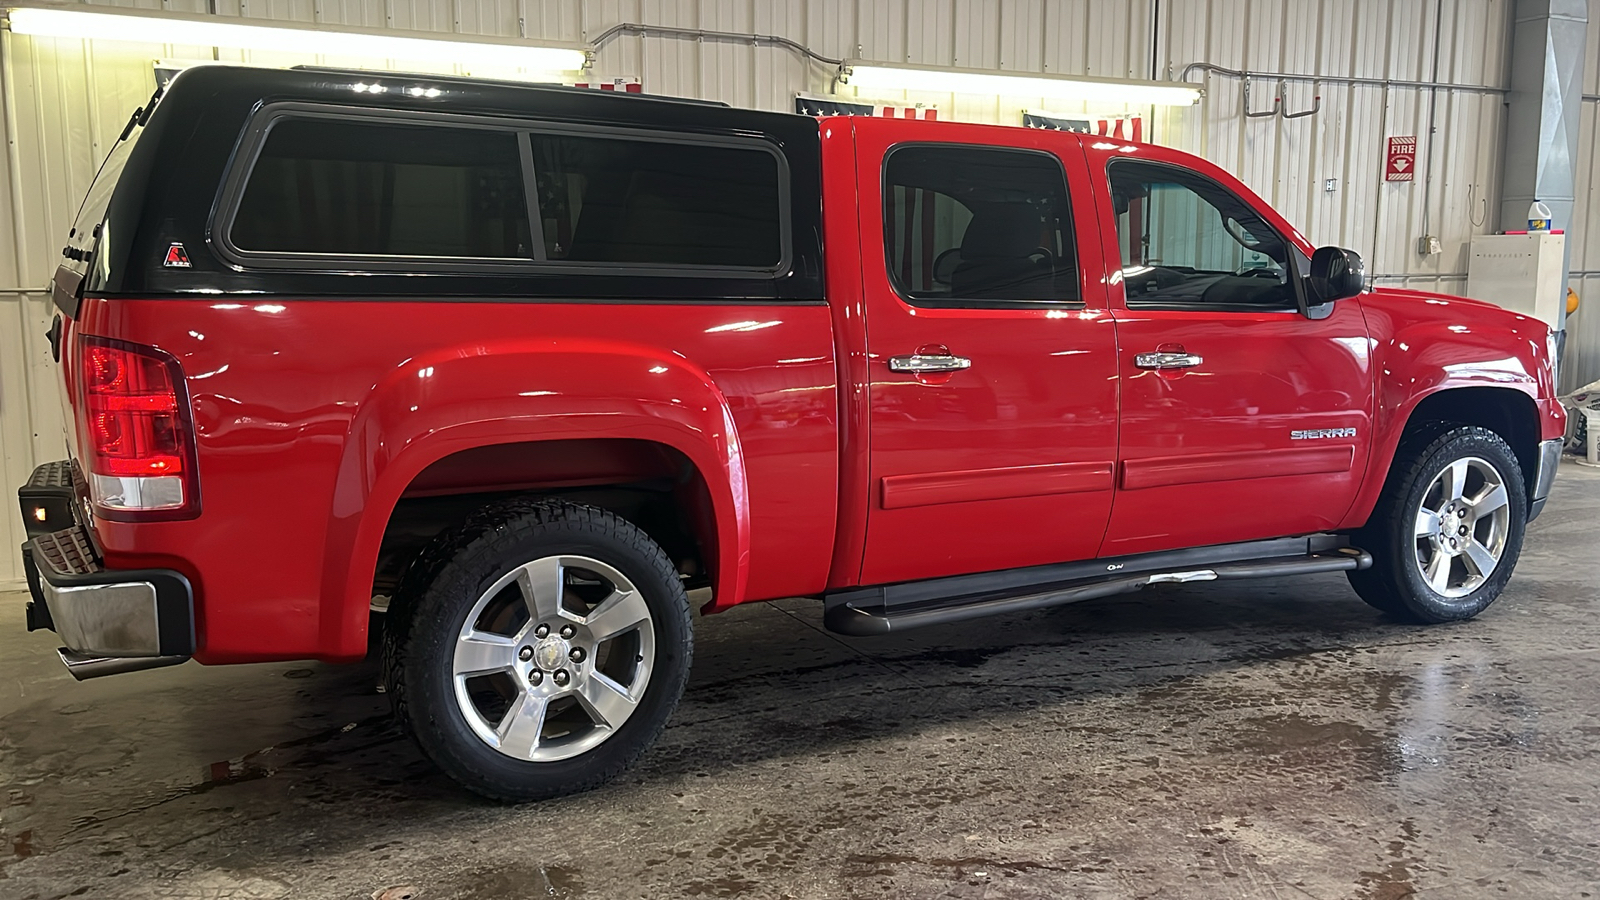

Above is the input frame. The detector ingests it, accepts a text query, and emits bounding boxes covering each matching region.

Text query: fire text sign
[1386,136,1416,182]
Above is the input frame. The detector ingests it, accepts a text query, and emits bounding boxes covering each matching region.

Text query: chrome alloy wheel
[1412,457,1511,599]
[452,555,655,762]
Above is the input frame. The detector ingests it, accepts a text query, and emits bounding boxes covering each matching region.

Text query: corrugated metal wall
[1565,9,1600,393]
[0,0,1536,585]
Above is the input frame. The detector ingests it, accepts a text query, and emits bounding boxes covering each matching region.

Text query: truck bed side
[78,296,839,662]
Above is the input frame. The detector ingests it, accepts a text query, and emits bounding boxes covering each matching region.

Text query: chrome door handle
[889,353,973,374]
[1134,351,1203,370]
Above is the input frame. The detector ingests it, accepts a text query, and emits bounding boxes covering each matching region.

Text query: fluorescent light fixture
[5,4,588,72]
[842,61,1202,107]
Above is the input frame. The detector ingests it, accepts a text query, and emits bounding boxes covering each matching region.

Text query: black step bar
[823,536,1371,637]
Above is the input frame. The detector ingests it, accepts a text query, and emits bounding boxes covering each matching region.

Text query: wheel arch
[1343,385,1540,530]
[370,438,722,607]
[1404,387,1541,489]
[315,342,752,660]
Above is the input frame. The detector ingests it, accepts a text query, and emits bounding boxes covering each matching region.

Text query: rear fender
[318,339,749,659]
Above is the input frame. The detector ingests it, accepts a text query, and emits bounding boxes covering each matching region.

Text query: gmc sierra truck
[17,66,1564,801]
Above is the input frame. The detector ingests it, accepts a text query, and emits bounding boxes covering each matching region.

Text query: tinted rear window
[230,119,532,258]
[530,133,783,268]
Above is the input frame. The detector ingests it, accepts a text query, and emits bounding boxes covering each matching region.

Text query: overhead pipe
[1179,61,1508,96]
[590,23,844,67]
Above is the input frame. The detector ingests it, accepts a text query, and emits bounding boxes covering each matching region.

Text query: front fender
[1342,293,1560,529]
[318,338,751,659]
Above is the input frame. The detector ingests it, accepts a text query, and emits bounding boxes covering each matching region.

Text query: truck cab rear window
[530,133,783,268]
[230,119,532,259]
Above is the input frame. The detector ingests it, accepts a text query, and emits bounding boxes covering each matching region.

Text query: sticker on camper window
[163,243,192,268]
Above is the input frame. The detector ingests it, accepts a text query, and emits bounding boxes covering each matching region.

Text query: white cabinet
[1466,233,1567,330]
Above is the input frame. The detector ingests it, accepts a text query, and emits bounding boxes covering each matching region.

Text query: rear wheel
[384,499,691,801]
[1348,426,1527,622]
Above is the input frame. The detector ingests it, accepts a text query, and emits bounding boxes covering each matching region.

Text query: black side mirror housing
[1309,246,1365,304]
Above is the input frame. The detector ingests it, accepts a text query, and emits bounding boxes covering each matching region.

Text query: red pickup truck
[18,66,1563,801]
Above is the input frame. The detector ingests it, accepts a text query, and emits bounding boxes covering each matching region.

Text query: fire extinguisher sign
[1386,136,1416,182]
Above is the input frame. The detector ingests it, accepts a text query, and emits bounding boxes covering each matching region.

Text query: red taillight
[76,337,199,519]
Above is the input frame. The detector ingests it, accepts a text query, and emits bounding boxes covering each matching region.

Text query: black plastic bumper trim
[18,459,77,539]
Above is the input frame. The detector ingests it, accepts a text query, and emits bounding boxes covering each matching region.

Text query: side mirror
[1308,246,1364,303]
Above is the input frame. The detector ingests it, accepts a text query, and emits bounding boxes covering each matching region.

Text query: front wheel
[1348,426,1527,623]
[384,499,692,801]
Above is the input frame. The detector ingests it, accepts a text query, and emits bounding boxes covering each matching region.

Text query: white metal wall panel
[1158,0,1510,293]
[0,0,1534,586]
[1564,9,1600,392]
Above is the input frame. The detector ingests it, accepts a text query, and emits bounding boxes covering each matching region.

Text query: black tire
[383,498,692,802]
[1348,426,1527,623]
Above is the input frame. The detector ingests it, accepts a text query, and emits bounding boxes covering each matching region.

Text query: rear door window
[230,118,532,259]
[529,132,784,269]
[883,145,1079,306]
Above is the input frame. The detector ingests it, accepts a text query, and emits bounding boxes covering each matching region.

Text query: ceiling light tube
[842,61,1202,107]
[4,3,589,72]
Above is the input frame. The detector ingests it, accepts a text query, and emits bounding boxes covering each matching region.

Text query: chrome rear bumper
[20,517,194,679]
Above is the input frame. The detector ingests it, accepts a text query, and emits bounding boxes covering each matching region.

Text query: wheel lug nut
[518,646,533,661]
[559,624,576,639]
[553,669,570,686]
[569,647,585,664]
[528,670,543,685]
[534,624,550,639]
[1457,509,1467,518]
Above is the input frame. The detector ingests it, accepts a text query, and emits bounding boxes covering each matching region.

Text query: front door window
[1110,160,1299,311]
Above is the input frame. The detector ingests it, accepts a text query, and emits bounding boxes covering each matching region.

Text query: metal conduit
[2,29,30,291]
[1178,62,1507,95]
[590,23,845,66]
[591,28,1523,99]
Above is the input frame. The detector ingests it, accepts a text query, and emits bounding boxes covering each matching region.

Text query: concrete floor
[2,464,1599,900]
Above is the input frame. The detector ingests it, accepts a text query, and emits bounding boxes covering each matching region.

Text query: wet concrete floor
[2,462,1599,899]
